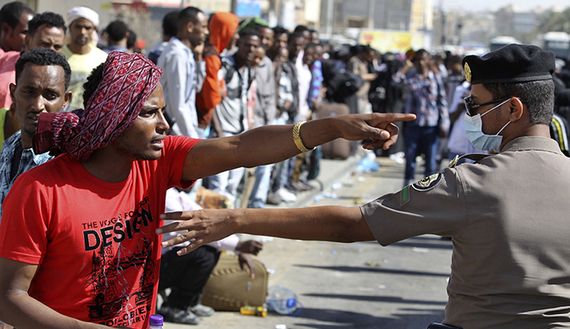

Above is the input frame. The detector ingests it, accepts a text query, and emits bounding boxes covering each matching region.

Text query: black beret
[462,44,554,84]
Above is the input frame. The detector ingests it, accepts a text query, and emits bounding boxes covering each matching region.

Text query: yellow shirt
[62,45,107,110]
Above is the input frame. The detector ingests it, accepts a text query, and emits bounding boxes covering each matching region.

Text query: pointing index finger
[369,113,416,123]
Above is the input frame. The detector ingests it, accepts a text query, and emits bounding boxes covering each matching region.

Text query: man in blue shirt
[394,49,448,186]
[157,6,208,138]
[0,48,71,217]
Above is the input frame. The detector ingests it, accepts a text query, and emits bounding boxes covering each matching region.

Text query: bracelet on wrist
[292,121,315,153]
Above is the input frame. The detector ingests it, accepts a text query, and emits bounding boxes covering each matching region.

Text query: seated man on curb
[159,45,570,329]
[158,187,263,325]
[0,50,414,329]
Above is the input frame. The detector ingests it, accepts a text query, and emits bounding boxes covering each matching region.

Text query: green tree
[537,8,570,34]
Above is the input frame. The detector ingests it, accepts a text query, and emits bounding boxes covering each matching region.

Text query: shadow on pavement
[357,236,453,250]
[286,306,444,329]
[294,264,450,277]
[301,293,447,306]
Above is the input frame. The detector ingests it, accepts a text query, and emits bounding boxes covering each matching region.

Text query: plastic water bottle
[266,286,298,315]
[357,152,380,173]
[149,314,164,329]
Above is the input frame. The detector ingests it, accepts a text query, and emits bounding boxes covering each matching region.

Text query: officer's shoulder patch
[412,173,442,192]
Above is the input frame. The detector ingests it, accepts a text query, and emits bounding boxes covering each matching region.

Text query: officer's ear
[508,97,524,122]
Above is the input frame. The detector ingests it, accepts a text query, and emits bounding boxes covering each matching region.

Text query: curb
[290,155,361,207]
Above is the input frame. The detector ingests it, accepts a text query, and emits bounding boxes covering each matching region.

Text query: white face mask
[464,99,511,153]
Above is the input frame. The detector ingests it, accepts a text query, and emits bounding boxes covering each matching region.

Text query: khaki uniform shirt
[361,136,570,329]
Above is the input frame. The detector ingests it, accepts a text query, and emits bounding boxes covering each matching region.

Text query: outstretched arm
[157,206,373,256]
[0,258,111,329]
[182,113,415,181]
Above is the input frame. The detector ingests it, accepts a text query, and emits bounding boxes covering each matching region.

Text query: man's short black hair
[272,26,289,36]
[0,1,33,29]
[414,48,429,60]
[15,48,71,89]
[104,20,128,43]
[485,80,555,125]
[305,43,319,52]
[162,10,179,38]
[28,12,66,36]
[177,6,202,30]
[258,25,272,33]
[288,31,305,43]
[447,54,462,66]
[350,44,368,56]
[293,25,309,34]
[238,27,260,40]
[82,62,105,107]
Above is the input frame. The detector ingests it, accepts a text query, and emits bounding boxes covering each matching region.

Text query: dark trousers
[404,124,439,184]
[159,246,220,309]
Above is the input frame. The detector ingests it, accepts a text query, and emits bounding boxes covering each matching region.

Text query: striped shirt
[0,131,52,219]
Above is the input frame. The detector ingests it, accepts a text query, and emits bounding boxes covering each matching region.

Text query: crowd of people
[0,2,412,329]
[160,43,570,329]
[0,1,569,329]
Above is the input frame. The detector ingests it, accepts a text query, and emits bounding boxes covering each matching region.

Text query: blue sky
[440,0,567,12]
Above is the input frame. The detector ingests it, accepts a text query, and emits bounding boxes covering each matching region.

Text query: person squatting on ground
[0,50,414,329]
[159,44,570,329]
[158,179,263,325]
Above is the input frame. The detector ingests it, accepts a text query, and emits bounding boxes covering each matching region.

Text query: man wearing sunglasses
[158,44,570,329]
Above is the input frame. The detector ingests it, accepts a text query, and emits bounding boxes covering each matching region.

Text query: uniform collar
[502,136,563,154]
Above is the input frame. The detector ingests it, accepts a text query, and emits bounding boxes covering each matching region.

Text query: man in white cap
[62,6,107,110]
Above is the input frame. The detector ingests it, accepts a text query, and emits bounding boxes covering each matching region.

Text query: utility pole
[326,0,334,36]
[439,0,446,46]
[456,20,463,46]
[368,0,375,29]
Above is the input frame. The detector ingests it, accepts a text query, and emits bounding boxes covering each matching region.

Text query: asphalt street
[165,154,453,329]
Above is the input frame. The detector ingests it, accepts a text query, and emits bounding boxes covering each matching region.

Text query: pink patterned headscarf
[33,51,162,161]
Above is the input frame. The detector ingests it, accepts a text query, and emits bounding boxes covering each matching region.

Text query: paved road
[165,156,452,329]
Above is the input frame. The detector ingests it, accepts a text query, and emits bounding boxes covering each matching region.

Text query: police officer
[158,44,570,329]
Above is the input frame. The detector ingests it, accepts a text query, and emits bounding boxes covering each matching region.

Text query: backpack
[325,69,364,102]
[201,252,268,311]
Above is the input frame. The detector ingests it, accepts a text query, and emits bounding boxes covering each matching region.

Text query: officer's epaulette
[448,153,490,168]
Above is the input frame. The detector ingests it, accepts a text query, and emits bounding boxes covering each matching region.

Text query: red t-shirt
[0,136,199,328]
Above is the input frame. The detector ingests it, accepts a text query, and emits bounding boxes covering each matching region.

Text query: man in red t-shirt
[0,51,414,329]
